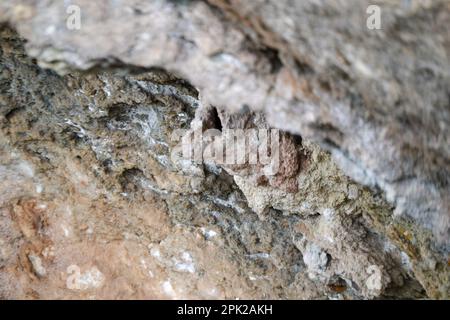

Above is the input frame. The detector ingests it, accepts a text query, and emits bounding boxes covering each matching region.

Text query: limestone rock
[0,0,449,300]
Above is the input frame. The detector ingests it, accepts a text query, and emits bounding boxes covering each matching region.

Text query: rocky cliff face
[0,0,448,299]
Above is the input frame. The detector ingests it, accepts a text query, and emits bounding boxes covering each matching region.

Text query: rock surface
[0,0,449,299]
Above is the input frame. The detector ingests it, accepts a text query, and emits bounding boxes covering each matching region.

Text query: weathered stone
[0,0,449,300]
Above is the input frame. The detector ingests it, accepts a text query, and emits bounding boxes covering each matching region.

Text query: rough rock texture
[1,0,448,244]
[0,0,449,300]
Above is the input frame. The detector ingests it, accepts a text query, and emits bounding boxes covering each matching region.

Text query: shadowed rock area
[0,0,449,299]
